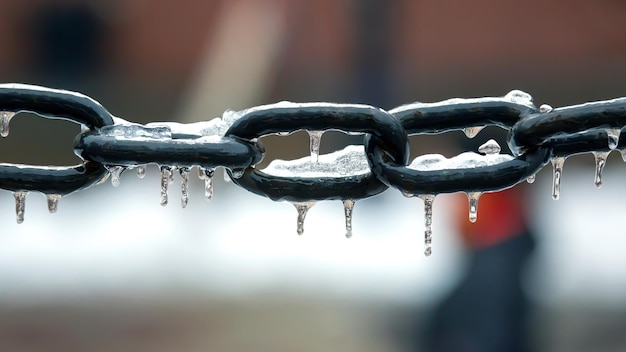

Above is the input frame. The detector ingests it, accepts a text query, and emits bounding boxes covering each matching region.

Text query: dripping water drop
[418,194,435,256]
[466,192,481,223]
[46,194,61,214]
[108,166,125,187]
[307,130,324,162]
[606,128,621,150]
[0,111,15,138]
[137,165,146,178]
[291,201,315,236]
[160,166,171,206]
[343,199,355,238]
[593,151,609,188]
[551,157,565,200]
[179,167,190,208]
[14,191,27,224]
[478,139,501,155]
[463,126,484,139]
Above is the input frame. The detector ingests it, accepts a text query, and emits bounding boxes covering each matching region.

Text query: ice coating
[606,128,621,150]
[46,194,61,213]
[262,145,370,178]
[101,123,171,140]
[14,191,27,224]
[145,108,246,138]
[408,152,513,171]
[343,199,355,238]
[593,151,609,188]
[0,111,15,138]
[504,90,535,107]
[539,104,553,113]
[551,157,565,200]
[478,139,501,155]
[291,201,315,235]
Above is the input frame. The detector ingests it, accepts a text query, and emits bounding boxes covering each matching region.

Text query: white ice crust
[262,145,370,178]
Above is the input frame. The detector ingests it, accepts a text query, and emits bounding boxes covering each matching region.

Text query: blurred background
[1,0,626,351]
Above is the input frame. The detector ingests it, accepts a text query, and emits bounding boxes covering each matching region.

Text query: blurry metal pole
[178,0,288,121]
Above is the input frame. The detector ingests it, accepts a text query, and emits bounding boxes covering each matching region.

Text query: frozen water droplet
[343,199,355,238]
[527,173,536,184]
[593,151,609,188]
[505,90,534,107]
[45,194,61,214]
[201,168,215,201]
[223,168,231,183]
[478,139,501,155]
[291,201,315,235]
[418,194,435,256]
[402,191,415,198]
[466,192,481,223]
[229,168,245,179]
[463,126,484,139]
[539,104,553,113]
[0,111,15,138]
[308,130,323,162]
[136,165,146,178]
[160,166,172,206]
[108,166,125,187]
[606,128,621,150]
[179,167,190,208]
[14,191,27,224]
[551,157,565,200]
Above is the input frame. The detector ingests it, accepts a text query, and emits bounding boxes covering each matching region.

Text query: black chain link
[2,83,625,254]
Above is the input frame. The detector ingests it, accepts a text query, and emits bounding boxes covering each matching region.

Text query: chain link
[1,83,625,255]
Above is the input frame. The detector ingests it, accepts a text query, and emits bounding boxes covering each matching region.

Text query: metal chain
[2,83,625,255]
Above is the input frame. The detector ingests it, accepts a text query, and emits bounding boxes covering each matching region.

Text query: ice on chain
[463,126,484,139]
[478,139,501,155]
[108,166,125,187]
[551,157,565,200]
[526,173,536,184]
[14,191,27,224]
[198,168,215,201]
[136,165,146,178]
[0,111,15,138]
[505,90,535,107]
[539,104,553,113]
[407,145,513,172]
[419,195,435,256]
[160,166,172,206]
[607,128,621,150]
[593,151,609,188]
[45,194,61,213]
[179,167,190,208]
[466,192,481,223]
[343,199,355,238]
[291,201,315,235]
[307,130,323,162]
[263,145,370,178]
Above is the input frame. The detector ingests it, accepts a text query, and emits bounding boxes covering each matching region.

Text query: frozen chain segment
[45,194,61,213]
[14,191,27,224]
[291,201,315,235]
[593,151,609,188]
[419,195,435,256]
[0,111,15,138]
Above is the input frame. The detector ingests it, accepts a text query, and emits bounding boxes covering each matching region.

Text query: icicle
[478,139,501,155]
[45,194,61,214]
[136,165,146,178]
[539,104,553,113]
[551,157,565,200]
[291,201,315,235]
[0,111,15,138]
[179,167,190,208]
[168,166,175,184]
[418,194,435,256]
[527,173,536,184]
[606,128,621,150]
[14,191,27,224]
[200,168,215,201]
[466,192,481,223]
[160,166,171,206]
[307,130,324,162]
[463,126,484,139]
[593,151,609,188]
[108,166,125,187]
[343,199,355,238]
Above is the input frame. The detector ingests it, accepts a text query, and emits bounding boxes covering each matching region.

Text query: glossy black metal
[224,102,409,201]
[75,125,264,170]
[509,98,626,155]
[0,161,107,195]
[0,83,115,128]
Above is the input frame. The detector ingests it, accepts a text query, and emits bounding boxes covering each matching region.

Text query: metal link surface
[2,83,626,250]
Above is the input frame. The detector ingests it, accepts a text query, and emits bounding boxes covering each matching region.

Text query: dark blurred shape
[423,190,536,352]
